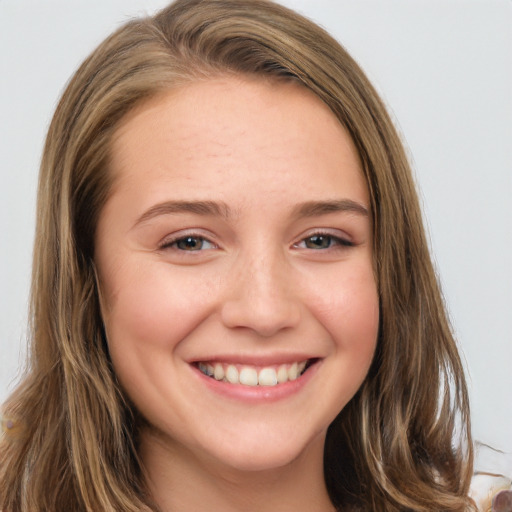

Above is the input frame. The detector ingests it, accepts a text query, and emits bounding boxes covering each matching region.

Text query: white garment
[470,443,512,512]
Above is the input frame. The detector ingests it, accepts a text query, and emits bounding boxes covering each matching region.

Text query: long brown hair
[0,1,474,510]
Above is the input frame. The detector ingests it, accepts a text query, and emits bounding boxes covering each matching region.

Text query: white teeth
[225,365,239,384]
[277,365,288,383]
[239,367,258,386]
[199,363,214,377]
[258,368,278,386]
[199,360,310,386]
[288,362,298,381]
[214,364,224,381]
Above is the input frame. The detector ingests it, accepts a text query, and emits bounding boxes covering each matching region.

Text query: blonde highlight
[1,1,474,510]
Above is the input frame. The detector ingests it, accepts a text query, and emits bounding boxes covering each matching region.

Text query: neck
[139,428,336,512]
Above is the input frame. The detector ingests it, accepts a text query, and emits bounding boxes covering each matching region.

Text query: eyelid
[156,227,356,253]
[158,229,218,251]
[292,228,354,248]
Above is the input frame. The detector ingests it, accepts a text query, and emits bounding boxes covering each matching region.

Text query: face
[95,76,379,472]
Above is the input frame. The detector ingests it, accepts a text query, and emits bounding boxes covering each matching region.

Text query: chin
[199,426,327,473]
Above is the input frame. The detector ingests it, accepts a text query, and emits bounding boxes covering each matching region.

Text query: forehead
[107,76,368,211]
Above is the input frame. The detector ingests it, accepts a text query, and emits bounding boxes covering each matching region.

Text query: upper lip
[188,353,320,366]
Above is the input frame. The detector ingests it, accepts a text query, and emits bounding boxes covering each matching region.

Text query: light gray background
[1,0,511,452]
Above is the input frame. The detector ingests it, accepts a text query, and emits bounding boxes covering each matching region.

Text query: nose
[220,250,301,337]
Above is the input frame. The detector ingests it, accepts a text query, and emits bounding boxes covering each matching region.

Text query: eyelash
[293,232,354,251]
[159,233,217,252]
[159,231,354,252]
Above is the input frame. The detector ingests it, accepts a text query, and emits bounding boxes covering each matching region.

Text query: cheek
[100,263,214,356]
[307,262,379,355]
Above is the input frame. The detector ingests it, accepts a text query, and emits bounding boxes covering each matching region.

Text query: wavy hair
[0,0,474,510]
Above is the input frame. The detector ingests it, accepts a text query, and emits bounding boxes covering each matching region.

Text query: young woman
[0,0,475,510]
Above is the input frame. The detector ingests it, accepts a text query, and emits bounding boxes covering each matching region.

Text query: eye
[160,235,216,252]
[295,232,353,250]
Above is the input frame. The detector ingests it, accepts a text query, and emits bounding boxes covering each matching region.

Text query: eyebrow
[133,200,232,227]
[133,198,369,228]
[293,199,369,218]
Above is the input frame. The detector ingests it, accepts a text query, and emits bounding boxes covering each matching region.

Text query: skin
[95,76,379,512]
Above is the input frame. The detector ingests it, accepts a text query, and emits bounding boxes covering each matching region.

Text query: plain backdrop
[1,0,511,452]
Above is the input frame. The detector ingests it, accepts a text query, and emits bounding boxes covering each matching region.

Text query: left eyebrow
[132,200,232,228]
[292,199,369,218]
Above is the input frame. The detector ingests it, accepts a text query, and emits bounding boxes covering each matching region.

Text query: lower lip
[191,361,321,403]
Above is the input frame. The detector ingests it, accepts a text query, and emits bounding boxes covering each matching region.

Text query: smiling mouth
[195,359,315,387]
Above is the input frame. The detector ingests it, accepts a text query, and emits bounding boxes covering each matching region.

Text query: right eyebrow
[133,200,232,228]
[293,199,369,218]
